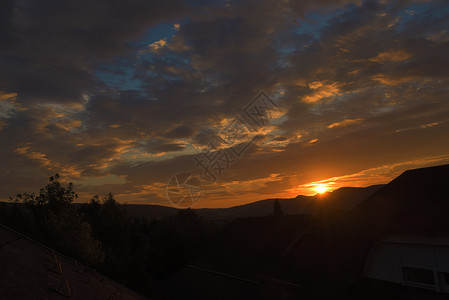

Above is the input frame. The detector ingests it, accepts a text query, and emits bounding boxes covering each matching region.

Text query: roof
[0,223,148,300]
[380,234,449,247]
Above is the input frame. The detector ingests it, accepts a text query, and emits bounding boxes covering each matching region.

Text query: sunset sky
[1,0,449,208]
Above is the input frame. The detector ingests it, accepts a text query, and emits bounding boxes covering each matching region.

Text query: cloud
[371,73,416,85]
[146,39,168,51]
[369,48,412,62]
[303,81,342,103]
[0,0,193,104]
[0,0,449,207]
[327,118,364,129]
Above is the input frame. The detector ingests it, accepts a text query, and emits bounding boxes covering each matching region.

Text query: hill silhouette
[121,184,384,220]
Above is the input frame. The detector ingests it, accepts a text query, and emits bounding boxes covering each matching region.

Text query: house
[363,234,449,293]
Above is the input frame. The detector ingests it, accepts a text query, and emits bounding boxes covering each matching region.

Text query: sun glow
[314,184,328,194]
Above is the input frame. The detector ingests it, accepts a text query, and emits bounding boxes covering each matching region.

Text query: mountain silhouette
[121,184,384,220]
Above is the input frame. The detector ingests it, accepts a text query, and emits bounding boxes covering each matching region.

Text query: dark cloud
[0,0,192,104]
[163,125,195,139]
[1,0,448,207]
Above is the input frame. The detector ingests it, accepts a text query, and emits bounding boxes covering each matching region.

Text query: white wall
[363,243,401,283]
[363,238,449,293]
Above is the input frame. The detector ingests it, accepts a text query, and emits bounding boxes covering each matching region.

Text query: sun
[314,184,328,194]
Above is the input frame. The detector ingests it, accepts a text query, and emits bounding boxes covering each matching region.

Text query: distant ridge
[118,184,384,220]
[1,184,386,220]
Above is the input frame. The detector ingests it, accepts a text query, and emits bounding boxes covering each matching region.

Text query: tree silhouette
[7,174,104,265]
[273,198,284,216]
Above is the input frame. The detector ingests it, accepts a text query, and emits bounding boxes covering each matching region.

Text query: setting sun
[314,184,328,194]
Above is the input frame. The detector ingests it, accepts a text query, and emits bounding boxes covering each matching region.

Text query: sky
[1,0,449,208]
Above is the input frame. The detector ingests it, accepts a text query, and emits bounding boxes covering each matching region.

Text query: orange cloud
[0,91,27,112]
[327,118,364,129]
[369,49,412,62]
[395,122,440,133]
[192,173,290,208]
[14,146,65,172]
[295,79,308,87]
[303,81,342,103]
[147,39,167,51]
[56,119,82,131]
[0,92,17,102]
[371,74,415,85]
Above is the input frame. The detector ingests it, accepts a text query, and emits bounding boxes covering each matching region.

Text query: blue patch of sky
[95,20,187,92]
[395,1,448,33]
[296,9,339,41]
[0,101,16,118]
[96,58,142,91]
[275,7,341,69]
[395,2,427,31]
[141,50,195,86]
[131,22,178,48]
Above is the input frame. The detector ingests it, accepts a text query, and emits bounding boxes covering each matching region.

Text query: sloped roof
[0,223,147,300]
[380,234,449,246]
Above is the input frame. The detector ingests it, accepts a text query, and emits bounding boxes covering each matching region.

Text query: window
[403,267,435,286]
